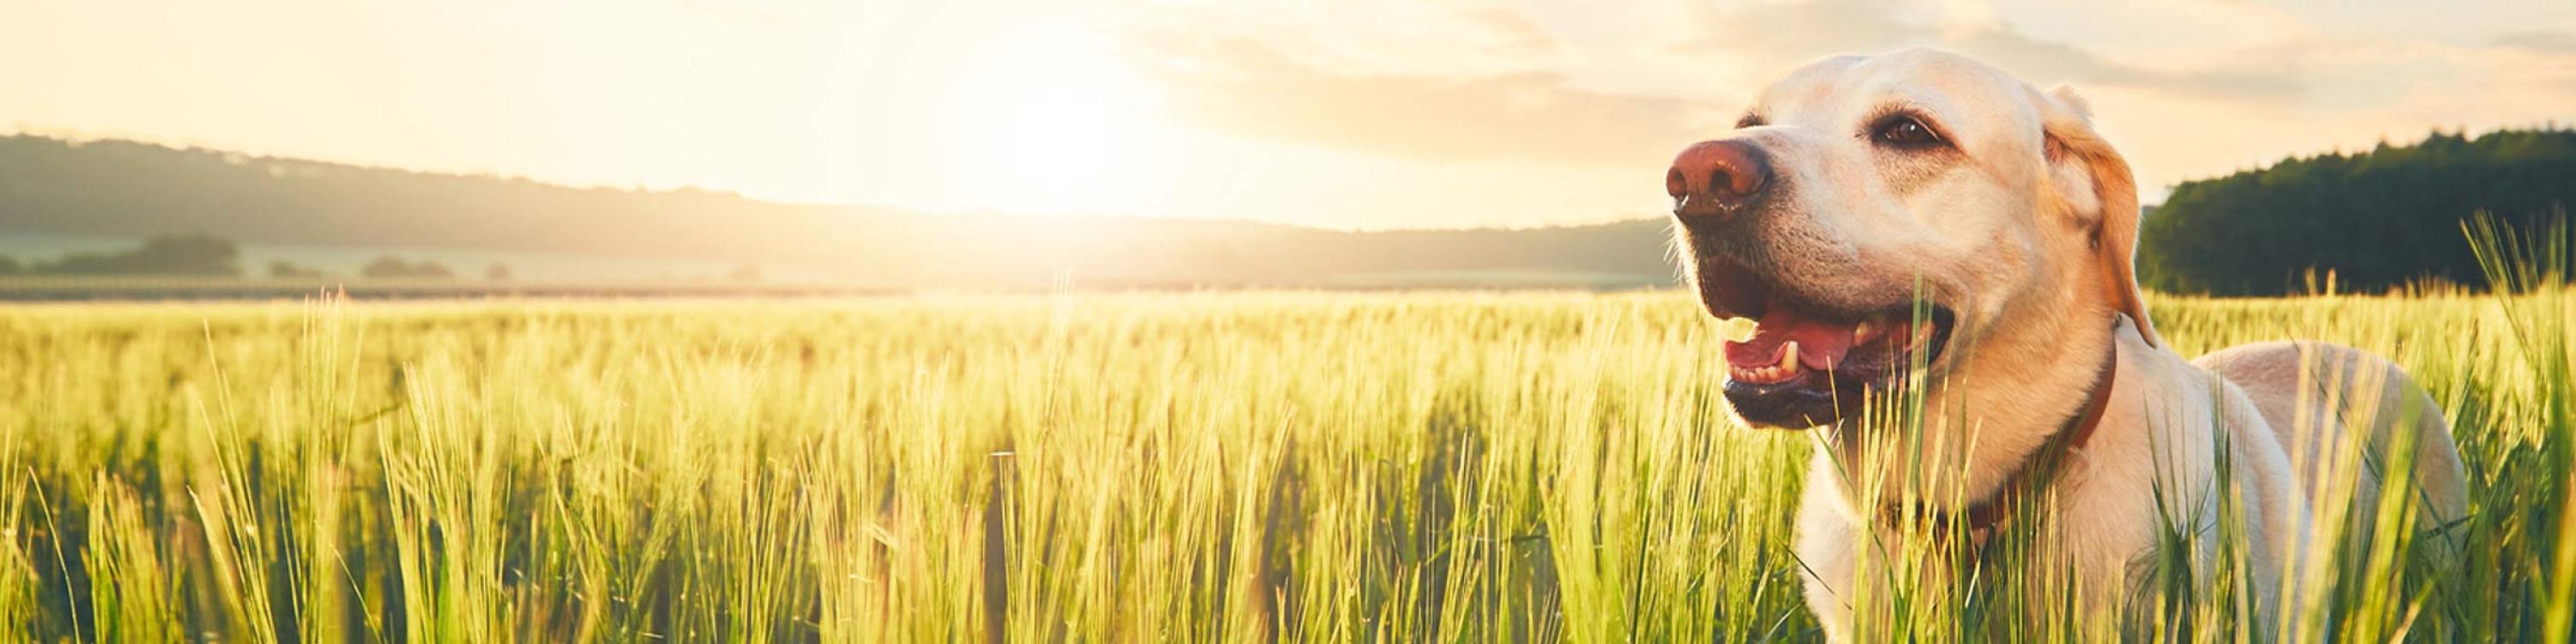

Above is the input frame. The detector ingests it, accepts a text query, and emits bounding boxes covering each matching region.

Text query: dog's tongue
[1724,306,1860,371]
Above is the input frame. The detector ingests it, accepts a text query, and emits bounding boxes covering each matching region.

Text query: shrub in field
[27,234,242,276]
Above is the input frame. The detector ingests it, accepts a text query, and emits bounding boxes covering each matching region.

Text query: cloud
[1674,0,2306,106]
[1455,6,1565,61]
[1106,0,2571,222]
[1130,33,1721,167]
[2494,30,2576,54]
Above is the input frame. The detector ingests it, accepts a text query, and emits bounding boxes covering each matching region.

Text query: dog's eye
[1872,115,1944,148]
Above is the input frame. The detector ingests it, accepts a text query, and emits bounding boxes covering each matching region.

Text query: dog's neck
[1880,331,2120,532]
[1820,310,2127,534]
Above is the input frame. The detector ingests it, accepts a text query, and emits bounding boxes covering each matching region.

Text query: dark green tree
[360,256,453,279]
[268,261,327,278]
[32,234,241,276]
[2142,127,2576,295]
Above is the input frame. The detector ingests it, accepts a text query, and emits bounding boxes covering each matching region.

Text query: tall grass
[0,246,2565,641]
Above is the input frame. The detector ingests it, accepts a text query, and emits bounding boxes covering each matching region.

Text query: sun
[914,24,1169,217]
[991,79,1133,210]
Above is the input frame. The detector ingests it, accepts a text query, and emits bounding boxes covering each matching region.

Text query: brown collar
[1885,333,2121,534]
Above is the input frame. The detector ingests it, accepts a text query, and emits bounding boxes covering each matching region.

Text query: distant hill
[2141,127,2576,296]
[0,136,1680,289]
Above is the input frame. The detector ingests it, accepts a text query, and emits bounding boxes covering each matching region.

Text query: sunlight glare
[993,80,1128,212]
[921,23,1167,217]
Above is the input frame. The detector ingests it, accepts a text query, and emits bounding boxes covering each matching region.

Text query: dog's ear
[2041,85,2161,347]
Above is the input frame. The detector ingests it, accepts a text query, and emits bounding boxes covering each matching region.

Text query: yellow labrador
[1665,48,2468,638]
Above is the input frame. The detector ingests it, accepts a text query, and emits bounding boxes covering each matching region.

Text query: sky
[3,0,2573,230]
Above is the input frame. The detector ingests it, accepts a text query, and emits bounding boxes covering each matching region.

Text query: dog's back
[2195,342,2470,533]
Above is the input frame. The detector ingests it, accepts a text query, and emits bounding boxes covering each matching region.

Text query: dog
[1664,48,2469,639]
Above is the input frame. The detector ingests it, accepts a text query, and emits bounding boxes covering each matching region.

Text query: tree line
[6,129,2570,292]
[2139,126,2576,295]
[0,234,497,280]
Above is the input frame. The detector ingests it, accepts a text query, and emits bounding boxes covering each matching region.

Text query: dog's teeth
[1853,320,1880,343]
[1732,343,1809,385]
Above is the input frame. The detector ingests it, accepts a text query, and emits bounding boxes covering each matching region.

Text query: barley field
[0,270,2570,641]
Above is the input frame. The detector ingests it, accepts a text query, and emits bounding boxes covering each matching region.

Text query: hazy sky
[5,0,2573,229]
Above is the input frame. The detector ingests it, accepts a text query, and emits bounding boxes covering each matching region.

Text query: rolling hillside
[0,136,1680,289]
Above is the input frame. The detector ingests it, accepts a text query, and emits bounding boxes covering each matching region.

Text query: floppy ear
[2041,85,2161,347]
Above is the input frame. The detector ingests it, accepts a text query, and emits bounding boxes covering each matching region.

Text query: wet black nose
[1665,140,1771,221]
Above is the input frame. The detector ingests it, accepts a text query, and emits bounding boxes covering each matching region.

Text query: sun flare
[991,80,1134,211]
[922,25,1169,216]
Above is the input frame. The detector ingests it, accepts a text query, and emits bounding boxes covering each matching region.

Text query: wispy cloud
[1119,0,2338,173]
[1132,33,1720,166]
[1671,0,2306,106]
[2494,30,2576,54]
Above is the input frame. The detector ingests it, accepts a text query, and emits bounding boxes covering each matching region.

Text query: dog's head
[1671,48,2157,429]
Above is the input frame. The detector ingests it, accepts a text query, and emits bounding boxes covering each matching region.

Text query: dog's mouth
[1697,258,1955,428]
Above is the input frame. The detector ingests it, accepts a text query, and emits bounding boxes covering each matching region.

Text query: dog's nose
[1666,140,1771,220]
